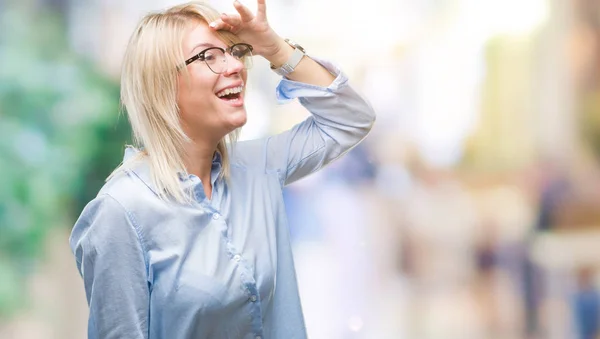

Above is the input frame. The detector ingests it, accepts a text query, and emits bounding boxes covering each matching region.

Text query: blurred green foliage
[0,5,131,317]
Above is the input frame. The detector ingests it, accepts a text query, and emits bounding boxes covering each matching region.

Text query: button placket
[244,281,264,336]
[211,207,264,337]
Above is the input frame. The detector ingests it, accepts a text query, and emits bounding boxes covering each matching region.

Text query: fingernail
[209,22,216,28]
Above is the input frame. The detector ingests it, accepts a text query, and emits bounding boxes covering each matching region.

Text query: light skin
[179,0,335,199]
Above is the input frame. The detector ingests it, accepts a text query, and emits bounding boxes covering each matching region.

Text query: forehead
[183,21,227,55]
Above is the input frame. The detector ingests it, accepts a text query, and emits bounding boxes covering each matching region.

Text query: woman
[69,1,375,338]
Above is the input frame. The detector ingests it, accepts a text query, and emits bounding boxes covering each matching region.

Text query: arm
[232,57,375,185]
[69,194,150,339]
[267,58,375,185]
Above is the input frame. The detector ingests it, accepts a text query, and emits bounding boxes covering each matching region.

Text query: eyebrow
[190,42,223,55]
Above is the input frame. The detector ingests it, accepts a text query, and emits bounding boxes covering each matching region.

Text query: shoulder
[99,167,151,205]
[69,171,153,257]
[73,191,133,235]
[97,164,169,219]
[69,192,142,263]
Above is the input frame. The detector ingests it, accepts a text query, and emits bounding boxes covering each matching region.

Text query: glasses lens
[203,48,227,74]
[231,44,253,70]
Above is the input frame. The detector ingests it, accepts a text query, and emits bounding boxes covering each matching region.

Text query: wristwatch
[270,39,306,76]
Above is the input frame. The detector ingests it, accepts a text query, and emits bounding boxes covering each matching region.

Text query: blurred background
[2,0,600,338]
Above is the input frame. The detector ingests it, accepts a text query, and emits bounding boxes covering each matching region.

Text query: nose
[222,53,244,76]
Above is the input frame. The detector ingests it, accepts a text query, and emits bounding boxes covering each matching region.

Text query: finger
[221,13,242,27]
[256,0,267,21]
[233,0,255,23]
[208,19,235,32]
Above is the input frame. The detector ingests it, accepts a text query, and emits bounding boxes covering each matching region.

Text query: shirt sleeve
[265,57,376,185]
[69,193,150,339]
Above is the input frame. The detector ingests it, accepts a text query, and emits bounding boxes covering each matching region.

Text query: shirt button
[233,254,242,262]
[212,213,220,220]
[255,336,261,339]
[250,295,257,302]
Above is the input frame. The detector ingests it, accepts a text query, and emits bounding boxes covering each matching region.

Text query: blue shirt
[69,58,375,339]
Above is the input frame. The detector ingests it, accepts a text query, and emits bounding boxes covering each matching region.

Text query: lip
[222,96,244,107]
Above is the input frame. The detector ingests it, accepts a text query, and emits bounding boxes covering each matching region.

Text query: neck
[183,139,218,199]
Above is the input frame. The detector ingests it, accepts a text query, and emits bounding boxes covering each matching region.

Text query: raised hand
[209,0,284,60]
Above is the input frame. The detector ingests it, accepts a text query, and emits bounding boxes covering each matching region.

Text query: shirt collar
[123,146,222,197]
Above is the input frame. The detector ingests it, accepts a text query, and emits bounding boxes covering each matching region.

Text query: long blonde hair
[109,1,241,204]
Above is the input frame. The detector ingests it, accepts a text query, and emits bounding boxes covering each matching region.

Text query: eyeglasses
[184,43,253,74]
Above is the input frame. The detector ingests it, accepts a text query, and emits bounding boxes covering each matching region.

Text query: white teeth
[217,86,243,98]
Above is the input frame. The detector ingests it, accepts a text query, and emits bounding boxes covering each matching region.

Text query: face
[177,21,248,142]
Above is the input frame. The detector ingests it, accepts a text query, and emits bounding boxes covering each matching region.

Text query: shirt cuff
[275,56,349,104]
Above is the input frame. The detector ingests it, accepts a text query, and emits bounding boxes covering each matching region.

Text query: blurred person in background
[523,159,569,338]
[68,1,375,338]
[572,267,600,339]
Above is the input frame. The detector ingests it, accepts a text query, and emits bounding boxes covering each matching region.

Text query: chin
[213,94,247,131]
[226,108,247,131]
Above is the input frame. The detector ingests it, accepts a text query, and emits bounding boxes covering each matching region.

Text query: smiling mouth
[216,86,243,101]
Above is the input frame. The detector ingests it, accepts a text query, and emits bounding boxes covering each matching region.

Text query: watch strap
[270,39,306,76]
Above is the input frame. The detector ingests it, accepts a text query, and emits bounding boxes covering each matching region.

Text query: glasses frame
[184,43,253,74]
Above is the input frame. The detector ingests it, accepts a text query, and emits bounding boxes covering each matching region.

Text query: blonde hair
[109,1,242,204]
